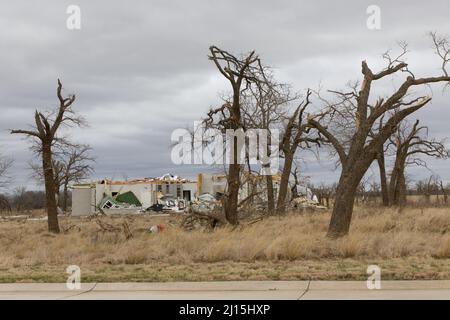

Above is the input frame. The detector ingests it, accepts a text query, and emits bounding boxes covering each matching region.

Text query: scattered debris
[94,218,133,240]
[197,193,217,202]
[181,211,225,231]
[182,193,225,231]
[61,224,81,233]
[189,193,221,214]
[148,224,165,233]
[291,197,327,211]
[143,203,164,212]
[99,196,124,210]
[122,220,133,239]
[72,173,197,216]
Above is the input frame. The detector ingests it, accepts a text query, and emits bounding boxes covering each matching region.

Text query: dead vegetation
[0,207,448,282]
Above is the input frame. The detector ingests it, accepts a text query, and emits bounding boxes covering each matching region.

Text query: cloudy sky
[1,0,449,190]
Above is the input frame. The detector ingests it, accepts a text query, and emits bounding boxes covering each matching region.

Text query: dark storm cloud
[0,0,449,189]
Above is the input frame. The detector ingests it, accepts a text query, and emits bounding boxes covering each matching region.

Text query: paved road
[0,281,449,300]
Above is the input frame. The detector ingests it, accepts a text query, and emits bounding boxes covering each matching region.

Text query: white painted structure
[71,174,197,216]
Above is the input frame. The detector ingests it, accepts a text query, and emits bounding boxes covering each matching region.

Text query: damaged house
[197,172,282,203]
[71,173,197,216]
[72,171,316,216]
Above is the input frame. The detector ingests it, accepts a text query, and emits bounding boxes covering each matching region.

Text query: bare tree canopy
[0,153,13,189]
[11,79,85,233]
[240,73,293,214]
[386,119,450,206]
[308,35,450,238]
[206,46,269,225]
[276,89,322,213]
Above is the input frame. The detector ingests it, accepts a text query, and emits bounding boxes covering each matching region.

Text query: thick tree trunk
[264,134,275,214]
[388,148,404,207]
[276,151,294,213]
[397,170,407,207]
[389,156,407,207]
[327,163,367,238]
[42,142,60,233]
[327,179,358,237]
[376,149,389,206]
[388,163,400,205]
[225,163,240,225]
[265,175,275,214]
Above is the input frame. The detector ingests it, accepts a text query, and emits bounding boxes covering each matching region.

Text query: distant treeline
[0,188,72,214]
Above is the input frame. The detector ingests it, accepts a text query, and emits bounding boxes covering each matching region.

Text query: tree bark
[225,162,240,225]
[376,147,389,206]
[42,142,60,233]
[265,174,275,214]
[327,175,359,238]
[327,161,368,238]
[276,151,294,213]
[389,152,407,207]
[397,170,407,207]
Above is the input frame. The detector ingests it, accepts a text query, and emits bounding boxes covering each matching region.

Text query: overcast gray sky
[1,0,449,190]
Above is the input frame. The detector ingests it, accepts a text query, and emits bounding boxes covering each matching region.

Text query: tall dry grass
[0,206,448,270]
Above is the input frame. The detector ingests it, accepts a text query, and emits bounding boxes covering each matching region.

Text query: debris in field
[189,193,221,214]
[94,218,133,240]
[122,220,133,239]
[148,224,165,233]
[197,193,217,202]
[180,192,226,231]
[292,196,327,211]
[95,218,121,232]
[61,224,81,233]
[144,203,164,212]
[99,196,125,210]
[181,214,215,231]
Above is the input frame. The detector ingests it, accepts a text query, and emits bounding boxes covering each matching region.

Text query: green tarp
[116,191,142,207]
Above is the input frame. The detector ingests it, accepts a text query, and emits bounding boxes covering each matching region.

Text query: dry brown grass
[0,206,448,282]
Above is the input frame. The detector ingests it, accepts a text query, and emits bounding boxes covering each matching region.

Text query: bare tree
[416,175,441,205]
[11,79,84,233]
[9,187,46,213]
[387,119,449,207]
[373,116,390,206]
[431,32,450,77]
[290,165,300,200]
[0,153,13,189]
[308,39,450,238]
[240,76,295,213]
[30,143,94,212]
[439,179,449,204]
[206,46,268,225]
[311,183,335,208]
[276,89,321,213]
[0,155,13,214]
[376,146,390,206]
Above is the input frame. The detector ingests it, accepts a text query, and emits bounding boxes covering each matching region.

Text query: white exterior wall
[182,182,197,201]
[198,173,227,196]
[72,187,96,216]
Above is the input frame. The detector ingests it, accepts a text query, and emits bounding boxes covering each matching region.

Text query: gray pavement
[0,281,449,300]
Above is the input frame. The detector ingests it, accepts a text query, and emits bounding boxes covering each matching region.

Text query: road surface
[0,281,449,300]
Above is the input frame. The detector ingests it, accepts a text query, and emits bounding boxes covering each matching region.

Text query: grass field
[0,207,449,282]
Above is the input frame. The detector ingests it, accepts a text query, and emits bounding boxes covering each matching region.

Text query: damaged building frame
[71,172,314,216]
[71,174,197,216]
